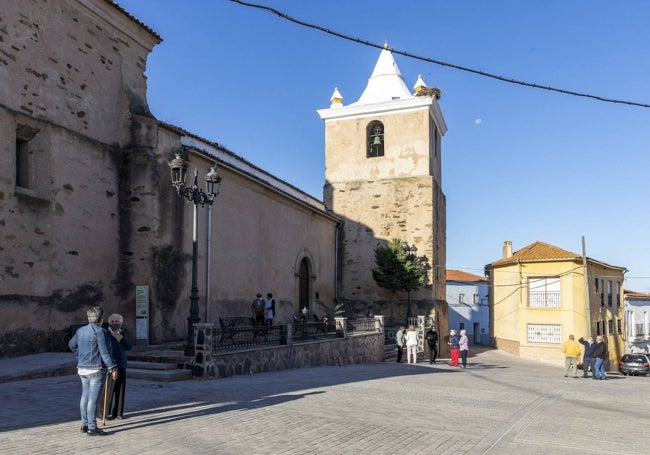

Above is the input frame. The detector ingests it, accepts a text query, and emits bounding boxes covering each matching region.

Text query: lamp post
[169,153,222,356]
[402,243,418,319]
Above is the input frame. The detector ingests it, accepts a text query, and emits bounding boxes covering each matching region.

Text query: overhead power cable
[230,0,650,109]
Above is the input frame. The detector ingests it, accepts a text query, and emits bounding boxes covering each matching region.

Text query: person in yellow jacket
[562,334,582,378]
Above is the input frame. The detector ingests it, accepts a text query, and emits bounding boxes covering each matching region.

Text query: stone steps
[384,343,398,362]
[127,360,191,382]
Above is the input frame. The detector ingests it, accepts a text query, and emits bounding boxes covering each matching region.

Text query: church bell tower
[317,45,448,318]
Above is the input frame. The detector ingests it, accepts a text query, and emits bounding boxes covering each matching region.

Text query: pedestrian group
[395,325,469,369]
[69,306,133,436]
[563,334,609,380]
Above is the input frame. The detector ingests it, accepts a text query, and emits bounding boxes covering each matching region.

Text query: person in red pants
[448,329,460,366]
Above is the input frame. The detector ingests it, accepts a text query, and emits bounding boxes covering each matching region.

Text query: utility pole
[582,236,592,336]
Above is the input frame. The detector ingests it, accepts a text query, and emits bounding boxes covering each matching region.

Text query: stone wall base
[191,333,384,379]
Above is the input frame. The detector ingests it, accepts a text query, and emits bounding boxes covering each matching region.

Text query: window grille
[527,324,562,344]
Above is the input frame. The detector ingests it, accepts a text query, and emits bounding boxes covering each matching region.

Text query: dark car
[618,354,650,376]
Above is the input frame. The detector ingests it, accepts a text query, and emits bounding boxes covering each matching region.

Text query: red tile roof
[446,270,487,283]
[491,241,580,265]
[487,241,626,271]
[625,289,650,298]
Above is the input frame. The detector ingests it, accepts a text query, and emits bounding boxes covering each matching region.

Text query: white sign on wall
[135,285,149,344]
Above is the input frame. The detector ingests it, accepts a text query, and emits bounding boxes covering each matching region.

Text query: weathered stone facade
[318,74,448,324]
[0,0,159,355]
[0,0,339,356]
[1,1,448,357]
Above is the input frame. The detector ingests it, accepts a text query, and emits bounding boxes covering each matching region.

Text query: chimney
[503,241,513,259]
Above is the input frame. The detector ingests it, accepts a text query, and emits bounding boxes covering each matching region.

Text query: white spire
[413,74,427,94]
[330,87,343,108]
[356,46,412,105]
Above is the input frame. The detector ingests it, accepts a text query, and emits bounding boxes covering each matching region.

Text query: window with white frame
[607,281,612,307]
[527,324,562,344]
[528,277,561,308]
[458,293,464,304]
[473,294,479,304]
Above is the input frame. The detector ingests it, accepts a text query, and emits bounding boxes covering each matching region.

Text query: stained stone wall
[326,177,446,313]
[0,1,339,357]
[321,101,446,320]
[0,0,159,356]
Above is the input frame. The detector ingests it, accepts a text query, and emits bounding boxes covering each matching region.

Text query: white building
[624,290,650,353]
[446,270,489,345]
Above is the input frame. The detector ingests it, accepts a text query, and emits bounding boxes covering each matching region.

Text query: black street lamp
[169,153,222,356]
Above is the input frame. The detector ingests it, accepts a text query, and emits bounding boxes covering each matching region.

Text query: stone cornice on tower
[318,96,447,137]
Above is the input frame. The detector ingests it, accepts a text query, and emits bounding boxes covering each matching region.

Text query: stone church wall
[0,1,339,356]
[0,0,159,356]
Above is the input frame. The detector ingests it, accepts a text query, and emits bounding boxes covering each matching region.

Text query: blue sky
[117,0,650,292]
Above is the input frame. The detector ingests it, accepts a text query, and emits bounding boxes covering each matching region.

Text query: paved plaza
[1,348,648,454]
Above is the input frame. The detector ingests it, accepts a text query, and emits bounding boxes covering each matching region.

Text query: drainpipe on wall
[334,222,341,305]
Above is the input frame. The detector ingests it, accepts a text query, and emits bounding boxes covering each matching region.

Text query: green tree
[372,239,431,321]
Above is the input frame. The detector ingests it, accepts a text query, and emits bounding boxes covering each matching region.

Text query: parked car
[618,354,650,376]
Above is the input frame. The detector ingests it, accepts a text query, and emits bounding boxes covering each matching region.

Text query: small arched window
[367,121,384,158]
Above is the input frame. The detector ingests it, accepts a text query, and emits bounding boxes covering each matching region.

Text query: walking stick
[102,373,109,426]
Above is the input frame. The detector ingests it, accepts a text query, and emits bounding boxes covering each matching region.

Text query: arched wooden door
[298,257,310,313]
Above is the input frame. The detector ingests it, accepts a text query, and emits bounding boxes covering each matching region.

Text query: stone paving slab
[0,352,76,384]
[1,349,648,454]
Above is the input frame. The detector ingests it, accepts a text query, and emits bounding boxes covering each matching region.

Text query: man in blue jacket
[578,335,596,378]
[69,306,117,436]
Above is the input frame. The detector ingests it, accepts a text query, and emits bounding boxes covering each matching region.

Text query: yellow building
[485,241,627,367]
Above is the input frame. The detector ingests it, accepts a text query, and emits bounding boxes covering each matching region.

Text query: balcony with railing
[528,291,561,308]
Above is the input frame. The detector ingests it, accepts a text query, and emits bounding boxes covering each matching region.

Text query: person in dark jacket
[425,326,438,364]
[395,326,405,363]
[103,313,133,420]
[68,306,117,436]
[593,335,608,380]
[578,335,596,378]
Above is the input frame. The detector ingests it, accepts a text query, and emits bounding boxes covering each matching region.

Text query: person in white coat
[405,325,419,364]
